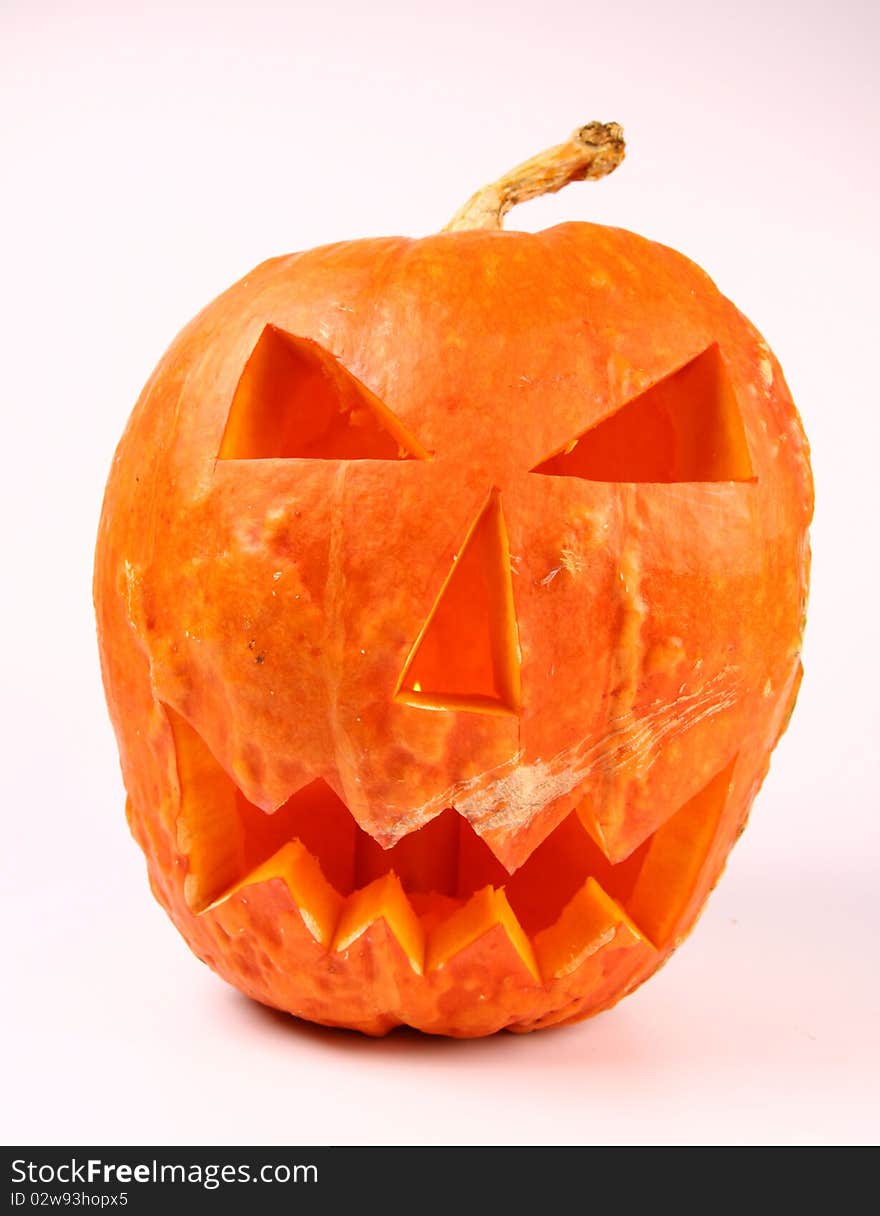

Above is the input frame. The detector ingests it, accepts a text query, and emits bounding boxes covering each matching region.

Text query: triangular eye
[218,324,430,461]
[530,345,754,482]
[395,490,521,715]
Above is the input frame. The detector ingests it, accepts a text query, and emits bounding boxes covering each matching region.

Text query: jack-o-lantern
[94,125,812,1036]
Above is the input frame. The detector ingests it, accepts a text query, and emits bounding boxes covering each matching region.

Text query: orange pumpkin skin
[94,222,812,1036]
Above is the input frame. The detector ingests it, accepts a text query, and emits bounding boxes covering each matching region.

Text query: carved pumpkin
[94,125,812,1036]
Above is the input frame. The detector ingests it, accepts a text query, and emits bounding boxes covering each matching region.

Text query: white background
[2,0,878,1147]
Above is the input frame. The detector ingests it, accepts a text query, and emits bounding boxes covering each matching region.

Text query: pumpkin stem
[443,122,625,233]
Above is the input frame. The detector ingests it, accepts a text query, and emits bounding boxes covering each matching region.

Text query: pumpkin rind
[95,220,812,1036]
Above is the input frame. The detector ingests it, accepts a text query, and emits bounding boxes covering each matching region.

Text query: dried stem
[444,122,625,233]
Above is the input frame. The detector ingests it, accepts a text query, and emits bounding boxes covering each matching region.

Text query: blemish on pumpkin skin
[121,559,153,639]
[593,489,649,835]
[229,739,269,797]
[377,668,742,852]
[645,637,686,675]
[262,509,310,567]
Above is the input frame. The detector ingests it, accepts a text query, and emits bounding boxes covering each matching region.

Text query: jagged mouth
[169,706,735,982]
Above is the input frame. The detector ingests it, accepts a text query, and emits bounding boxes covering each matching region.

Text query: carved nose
[394,487,521,716]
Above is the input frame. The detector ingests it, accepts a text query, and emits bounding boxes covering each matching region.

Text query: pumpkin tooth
[426,886,541,982]
[202,839,342,945]
[533,877,649,980]
[169,704,359,913]
[574,695,741,866]
[354,806,461,895]
[332,872,426,974]
[624,757,736,947]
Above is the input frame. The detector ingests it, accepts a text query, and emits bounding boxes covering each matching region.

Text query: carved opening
[218,324,429,461]
[170,706,737,980]
[395,490,521,715]
[531,345,754,482]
